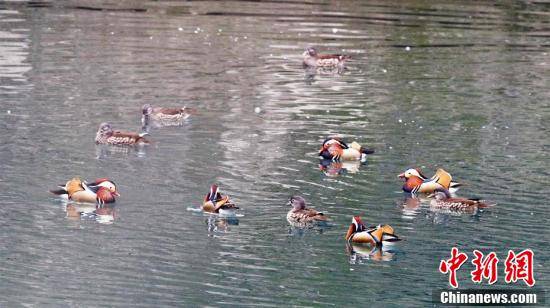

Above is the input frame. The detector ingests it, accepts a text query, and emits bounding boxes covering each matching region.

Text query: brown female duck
[142,104,194,128]
[302,47,350,68]
[95,122,149,145]
[429,188,495,213]
[286,196,328,227]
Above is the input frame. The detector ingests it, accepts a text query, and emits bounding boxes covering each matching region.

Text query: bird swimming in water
[286,196,328,227]
[319,137,374,162]
[398,168,460,194]
[95,122,149,145]
[141,104,194,129]
[302,47,350,68]
[202,184,239,216]
[345,216,400,247]
[428,188,495,214]
[50,177,120,205]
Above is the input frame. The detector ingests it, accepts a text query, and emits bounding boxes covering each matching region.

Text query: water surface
[0,0,549,306]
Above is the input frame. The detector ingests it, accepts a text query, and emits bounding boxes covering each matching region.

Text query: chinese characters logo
[439,248,535,288]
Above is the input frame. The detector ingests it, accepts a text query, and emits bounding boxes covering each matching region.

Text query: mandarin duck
[345,216,400,246]
[302,47,350,68]
[286,196,328,227]
[398,168,461,194]
[95,122,149,145]
[428,188,495,213]
[398,168,462,193]
[202,184,239,215]
[50,177,119,205]
[141,104,194,128]
[319,137,374,161]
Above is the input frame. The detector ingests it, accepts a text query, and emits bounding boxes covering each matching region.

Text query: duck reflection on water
[95,143,149,159]
[399,195,422,219]
[346,242,397,264]
[319,159,362,177]
[205,215,239,234]
[65,202,116,225]
[304,65,348,84]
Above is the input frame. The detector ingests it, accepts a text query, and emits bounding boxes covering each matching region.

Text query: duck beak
[427,193,434,198]
[397,173,405,179]
[286,200,292,206]
[114,192,121,197]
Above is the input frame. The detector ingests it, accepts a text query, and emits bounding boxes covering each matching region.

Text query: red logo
[440,248,535,288]
[471,250,499,285]
[439,247,468,288]
[504,249,535,287]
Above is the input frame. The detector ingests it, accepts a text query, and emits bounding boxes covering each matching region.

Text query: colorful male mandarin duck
[429,188,495,213]
[286,196,328,227]
[95,122,149,145]
[319,137,374,161]
[141,104,194,128]
[398,168,460,194]
[345,216,400,246]
[398,168,462,193]
[50,177,119,204]
[202,184,239,215]
[303,47,350,68]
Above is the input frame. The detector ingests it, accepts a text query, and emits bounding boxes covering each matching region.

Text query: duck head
[429,188,451,200]
[319,138,346,159]
[97,122,113,138]
[346,216,366,241]
[287,196,306,211]
[303,46,317,57]
[96,186,117,204]
[205,184,222,203]
[398,168,426,193]
[92,178,120,196]
[142,104,153,116]
[398,168,428,180]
